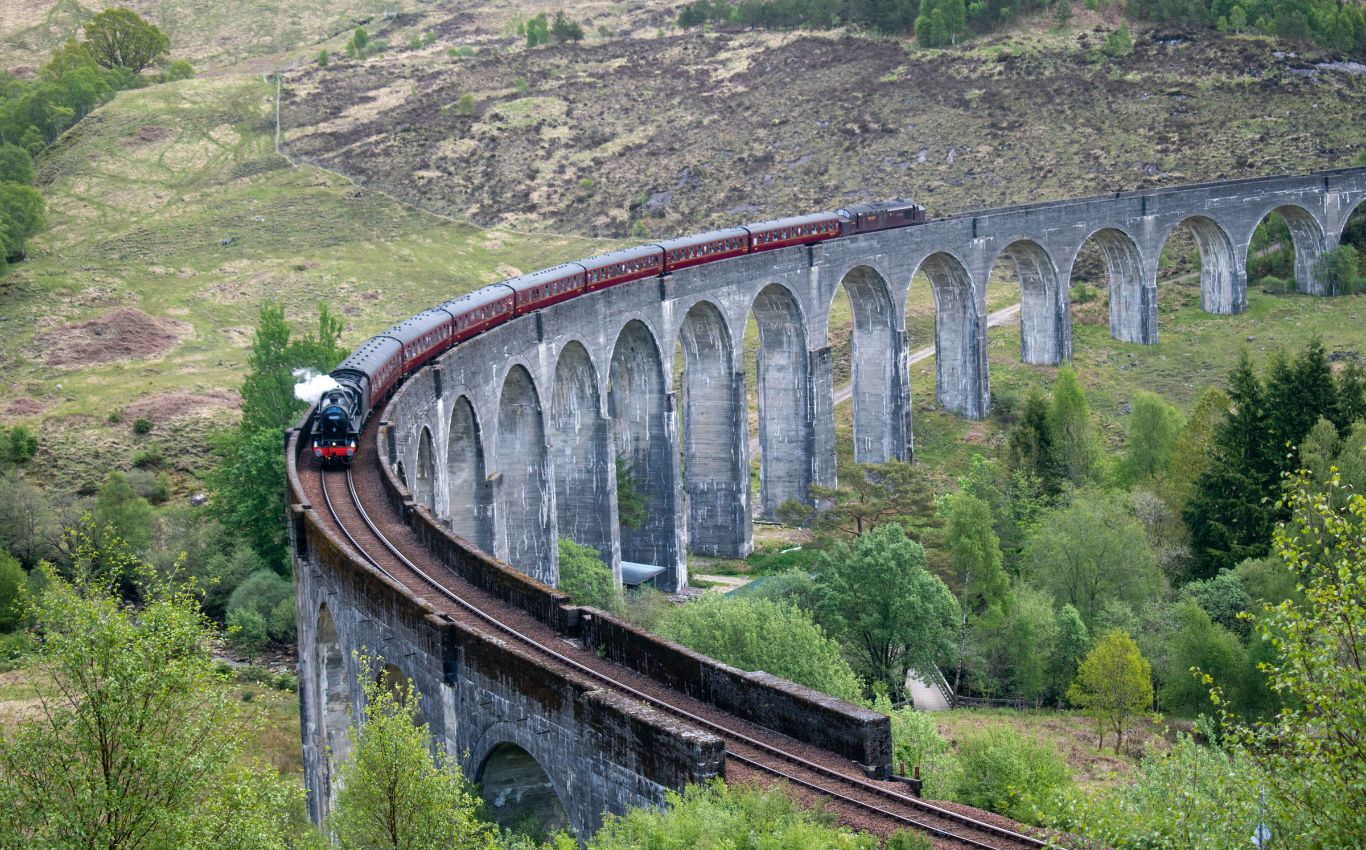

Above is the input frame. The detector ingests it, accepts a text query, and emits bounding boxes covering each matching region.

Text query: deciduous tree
[0,526,301,847]
[329,656,498,850]
[815,524,958,701]
[1068,629,1152,753]
[82,9,170,73]
[1022,489,1164,628]
[1119,392,1185,485]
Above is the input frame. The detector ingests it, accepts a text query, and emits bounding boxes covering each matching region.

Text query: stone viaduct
[293,167,1365,835]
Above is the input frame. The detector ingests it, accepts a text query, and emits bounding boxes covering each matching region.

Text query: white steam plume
[293,368,341,405]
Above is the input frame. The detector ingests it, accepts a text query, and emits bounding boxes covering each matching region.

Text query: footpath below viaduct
[292,168,1366,839]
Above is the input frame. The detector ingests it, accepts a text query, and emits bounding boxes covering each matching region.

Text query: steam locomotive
[308,200,927,466]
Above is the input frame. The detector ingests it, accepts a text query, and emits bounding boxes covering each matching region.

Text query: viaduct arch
[299,167,1366,835]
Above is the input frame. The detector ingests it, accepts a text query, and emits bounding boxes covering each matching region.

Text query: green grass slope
[0,73,608,493]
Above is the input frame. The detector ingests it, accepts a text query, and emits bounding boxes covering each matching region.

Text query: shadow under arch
[831,265,904,463]
[447,396,494,553]
[1160,214,1243,314]
[916,251,989,419]
[496,364,554,584]
[749,282,812,515]
[676,300,748,556]
[550,341,615,567]
[414,426,436,513]
[476,742,570,836]
[1071,226,1151,345]
[610,319,680,585]
[990,239,1069,365]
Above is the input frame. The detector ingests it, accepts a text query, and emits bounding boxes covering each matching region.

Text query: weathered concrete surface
[387,168,1364,586]
[289,433,724,836]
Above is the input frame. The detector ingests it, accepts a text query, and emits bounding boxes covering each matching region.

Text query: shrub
[8,425,37,462]
[132,444,163,468]
[659,594,865,703]
[226,606,268,655]
[317,49,329,66]
[0,552,25,632]
[125,469,170,503]
[875,693,960,798]
[1070,283,1096,304]
[226,569,294,643]
[132,417,153,435]
[885,832,932,850]
[956,726,1072,823]
[162,59,194,81]
[455,93,475,116]
[558,538,622,611]
[551,11,585,42]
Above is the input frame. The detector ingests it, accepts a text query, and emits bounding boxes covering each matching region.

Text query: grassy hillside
[0,73,608,494]
[279,14,1366,237]
[0,0,411,70]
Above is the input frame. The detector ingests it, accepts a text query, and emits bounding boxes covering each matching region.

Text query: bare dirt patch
[3,396,48,419]
[124,125,169,146]
[121,389,241,423]
[37,308,191,367]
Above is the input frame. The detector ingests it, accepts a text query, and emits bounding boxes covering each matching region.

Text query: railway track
[311,453,1055,850]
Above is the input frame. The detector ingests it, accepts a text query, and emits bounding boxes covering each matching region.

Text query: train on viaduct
[289,167,1365,844]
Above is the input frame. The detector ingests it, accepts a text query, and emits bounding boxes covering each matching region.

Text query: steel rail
[318,464,1050,850]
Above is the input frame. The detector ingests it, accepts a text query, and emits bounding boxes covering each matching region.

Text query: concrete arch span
[496,365,556,585]
[447,396,494,553]
[1073,227,1152,345]
[550,341,616,570]
[677,301,749,557]
[414,426,436,513]
[991,239,1069,366]
[1158,215,1244,315]
[609,320,683,588]
[833,265,906,463]
[918,252,989,419]
[750,283,813,515]
[476,741,570,836]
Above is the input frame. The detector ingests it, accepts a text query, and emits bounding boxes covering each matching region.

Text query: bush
[955,727,1072,823]
[885,832,932,850]
[132,444,164,468]
[455,93,475,116]
[1070,283,1096,304]
[551,11,585,42]
[226,606,268,655]
[132,417,153,435]
[317,49,329,66]
[0,552,25,632]
[0,631,33,666]
[125,469,170,504]
[558,538,623,611]
[875,693,960,798]
[658,594,865,703]
[8,425,37,462]
[226,569,294,643]
[161,59,193,81]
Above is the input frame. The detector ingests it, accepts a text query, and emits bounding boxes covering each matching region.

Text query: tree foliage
[0,525,301,848]
[1022,489,1164,628]
[1068,630,1152,753]
[660,594,864,703]
[82,9,170,73]
[557,538,623,612]
[1119,391,1185,486]
[955,727,1072,823]
[1217,470,1366,846]
[779,459,941,543]
[815,524,958,700]
[588,781,876,850]
[329,656,498,850]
